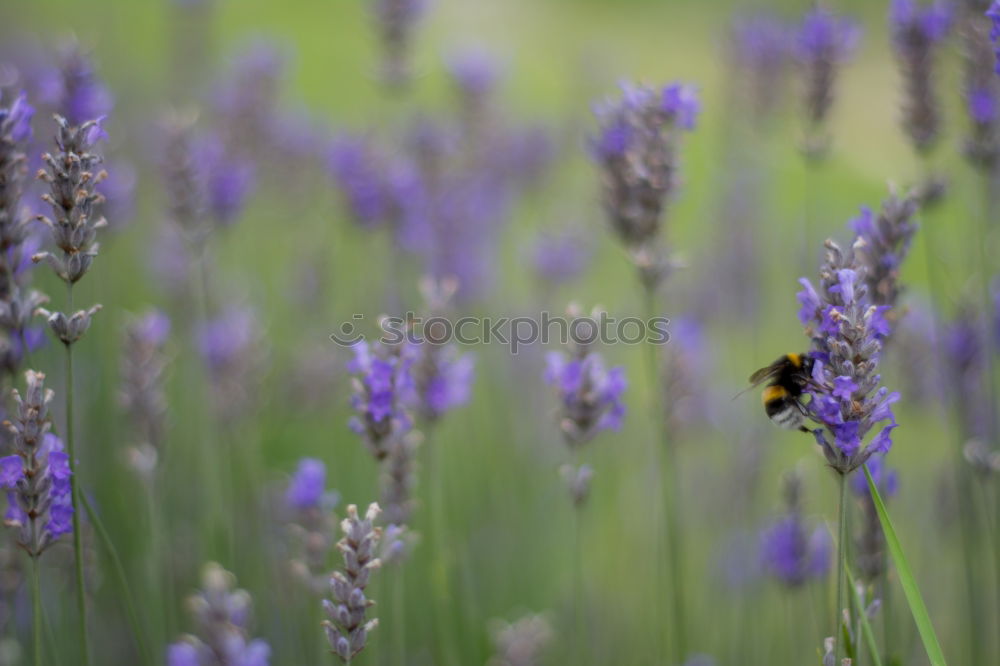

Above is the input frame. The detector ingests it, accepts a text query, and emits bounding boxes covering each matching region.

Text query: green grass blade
[864,465,947,666]
[844,562,884,666]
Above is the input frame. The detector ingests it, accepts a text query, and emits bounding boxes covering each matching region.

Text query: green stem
[425,425,458,666]
[572,446,585,665]
[80,491,154,666]
[392,566,405,666]
[31,556,41,666]
[834,473,848,664]
[64,283,90,666]
[642,287,684,664]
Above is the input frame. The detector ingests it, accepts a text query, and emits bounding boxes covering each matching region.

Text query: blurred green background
[1,1,995,665]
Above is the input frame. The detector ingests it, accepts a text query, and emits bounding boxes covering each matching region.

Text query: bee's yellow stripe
[787,353,802,368]
[762,385,788,404]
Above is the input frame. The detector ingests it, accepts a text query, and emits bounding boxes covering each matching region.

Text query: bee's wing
[747,361,783,387]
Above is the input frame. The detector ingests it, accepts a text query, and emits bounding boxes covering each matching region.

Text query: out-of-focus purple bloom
[348,340,414,460]
[38,45,113,126]
[851,453,899,498]
[529,227,592,286]
[120,309,171,477]
[759,516,831,587]
[591,81,699,290]
[970,86,998,124]
[797,239,899,474]
[211,41,285,134]
[169,563,271,665]
[409,344,474,421]
[447,48,502,104]
[890,0,953,152]
[796,7,860,157]
[196,305,263,422]
[191,133,255,227]
[286,458,326,511]
[544,319,627,448]
[99,161,137,231]
[850,191,919,316]
[730,14,792,122]
[0,90,34,142]
[371,0,427,89]
[328,135,388,229]
[988,2,1000,72]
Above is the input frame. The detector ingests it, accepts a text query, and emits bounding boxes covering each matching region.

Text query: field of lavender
[0,0,998,664]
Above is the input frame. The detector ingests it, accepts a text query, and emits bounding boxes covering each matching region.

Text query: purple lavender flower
[38,45,113,126]
[988,2,1000,72]
[328,135,389,229]
[797,240,900,474]
[348,340,414,460]
[529,227,592,286]
[730,14,793,123]
[34,115,107,286]
[120,310,171,478]
[591,81,699,290]
[796,7,860,158]
[194,134,255,227]
[371,0,427,89]
[447,48,502,114]
[1,372,73,556]
[850,191,919,314]
[544,307,627,448]
[196,305,264,422]
[759,516,831,587]
[961,2,1000,167]
[168,562,271,665]
[759,472,830,588]
[890,0,954,153]
[286,458,326,511]
[211,41,286,151]
[323,503,382,662]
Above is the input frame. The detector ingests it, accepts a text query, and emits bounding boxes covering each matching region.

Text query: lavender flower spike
[323,503,382,663]
[33,115,107,285]
[285,458,339,595]
[988,2,1000,72]
[120,310,171,478]
[797,240,900,475]
[487,613,553,666]
[850,189,919,313]
[796,6,860,159]
[759,473,830,588]
[0,371,73,557]
[371,0,427,89]
[591,81,699,290]
[168,562,271,665]
[347,339,414,461]
[890,0,953,153]
[0,91,35,260]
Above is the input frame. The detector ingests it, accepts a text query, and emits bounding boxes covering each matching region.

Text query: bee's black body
[748,353,814,433]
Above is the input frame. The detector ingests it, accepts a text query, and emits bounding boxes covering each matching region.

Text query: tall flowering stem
[889,0,953,155]
[0,91,47,382]
[0,371,71,666]
[371,0,427,91]
[32,114,109,666]
[543,304,626,662]
[591,82,696,663]
[797,238,900,661]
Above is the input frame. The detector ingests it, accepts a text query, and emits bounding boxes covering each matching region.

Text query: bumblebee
[747,353,814,433]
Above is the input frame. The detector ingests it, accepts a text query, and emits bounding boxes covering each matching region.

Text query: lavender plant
[729,14,792,127]
[0,91,46,380]
[0,371,71,666]
[322,503,382,663]
[591,81,699,291]
[167,562,271,666]
[890,0,953,155]
[120,310,171,479]
[758,473,831,588]
[284,458,337,594]
[32,113,109,665]
[796,238,900,662]
[371,0,426,90]
[486,614,553,666]
[347,339,415,462]
[795,6,860,160]
[960,0,1000,168]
